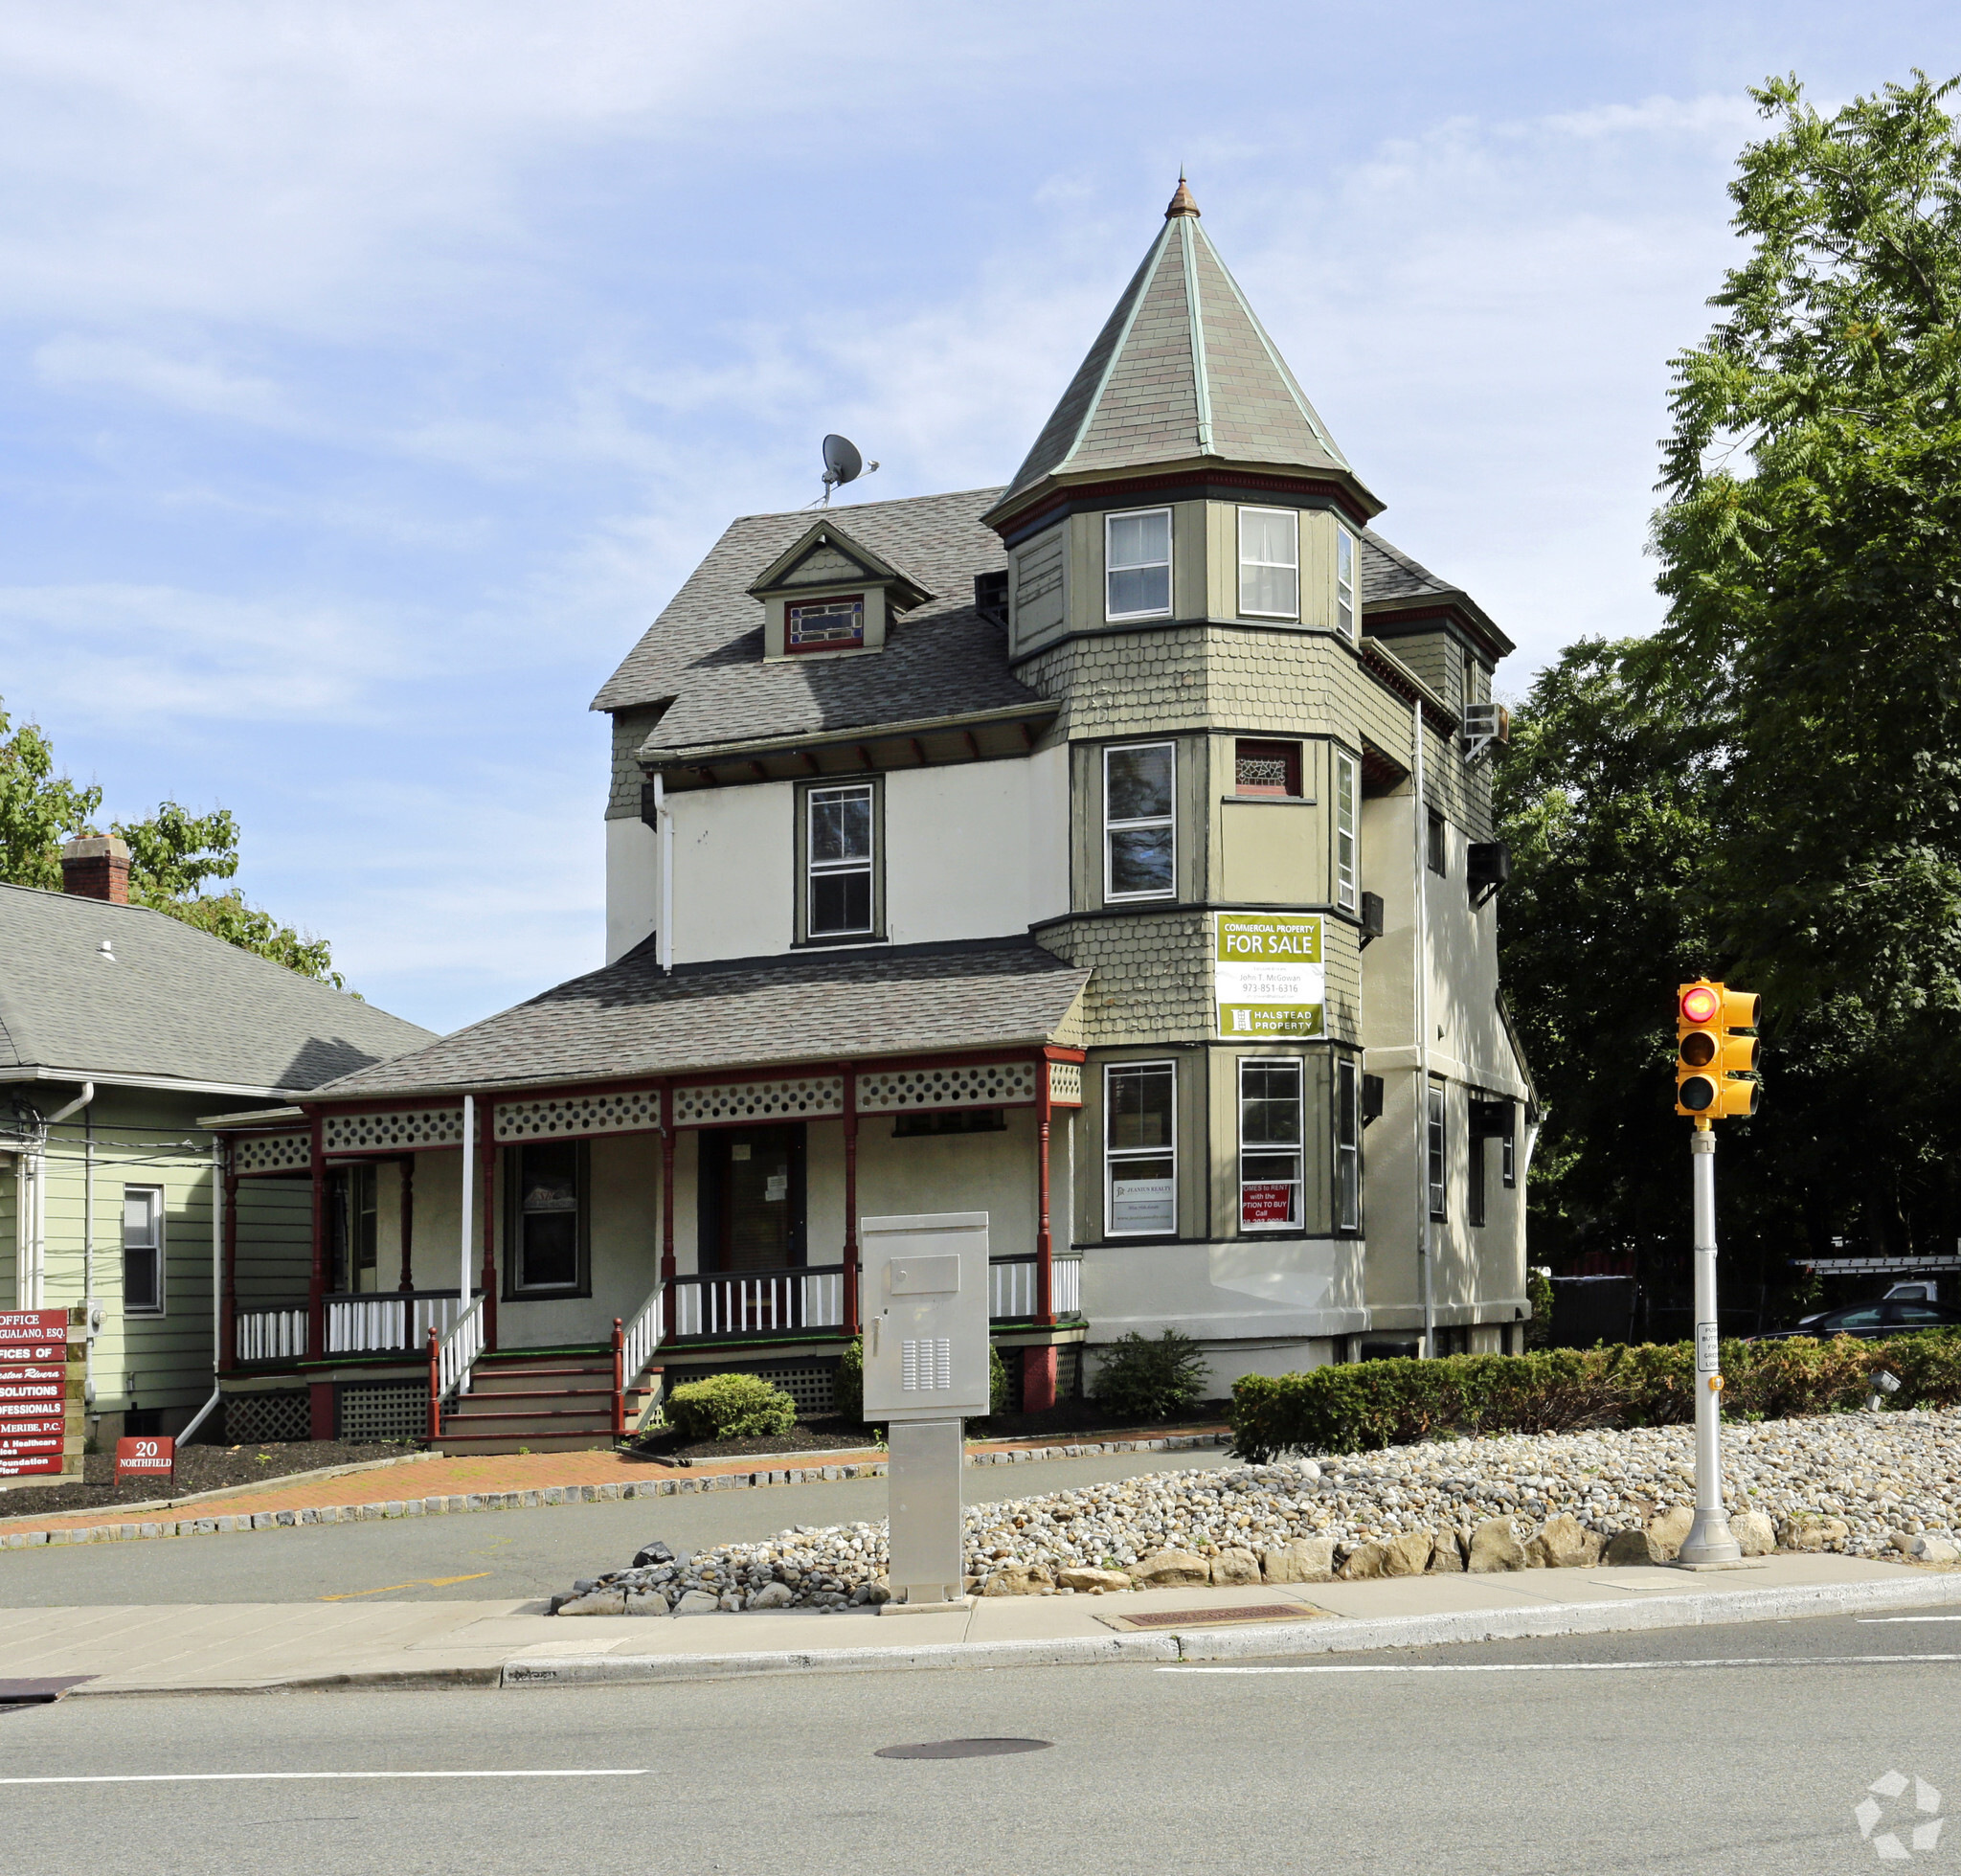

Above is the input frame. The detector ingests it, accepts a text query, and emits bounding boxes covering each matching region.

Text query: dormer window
[787,596,865,652]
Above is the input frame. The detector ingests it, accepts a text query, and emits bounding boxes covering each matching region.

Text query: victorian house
[206,179,1535,1451]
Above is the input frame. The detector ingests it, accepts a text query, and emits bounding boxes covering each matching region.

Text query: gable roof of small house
[0,883,438,1098]
[313,936,1090,1100]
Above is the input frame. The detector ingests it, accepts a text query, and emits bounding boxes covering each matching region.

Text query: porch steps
[435,1348,657,1456]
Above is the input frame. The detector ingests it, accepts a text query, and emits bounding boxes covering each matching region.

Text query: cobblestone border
[0,1435,1231,1549]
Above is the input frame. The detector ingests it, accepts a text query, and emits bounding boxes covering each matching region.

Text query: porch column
[1035,1057,1055,1325]
[396,1154,415,1292]
[841,1064,860,1335]
[305,1114,327,1361]
[660,1083,676,1341]
[220,1164,239,1373]
[479,1120,498,1352]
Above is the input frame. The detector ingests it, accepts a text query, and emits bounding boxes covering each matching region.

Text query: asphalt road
[0,1448,1230,1606]
[3,1612,1957,1873]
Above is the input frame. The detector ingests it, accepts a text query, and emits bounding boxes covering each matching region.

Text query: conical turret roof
[990,180,1368,521]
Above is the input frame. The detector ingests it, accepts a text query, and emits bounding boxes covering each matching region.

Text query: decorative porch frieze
[1047,1059,1084,1107]
[322,1107,465,1153]
[856,1060,1038,1114]
[495,1089,662,1143]
[673,1075,845,1125]
[233,1131,312,1174]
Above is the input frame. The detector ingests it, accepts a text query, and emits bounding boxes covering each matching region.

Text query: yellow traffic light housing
[1675,981,1761,1119]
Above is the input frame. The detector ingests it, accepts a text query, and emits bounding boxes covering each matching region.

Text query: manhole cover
[875,1738,1052,1760]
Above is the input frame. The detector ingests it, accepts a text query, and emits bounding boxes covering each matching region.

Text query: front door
[704,1125,805,1273]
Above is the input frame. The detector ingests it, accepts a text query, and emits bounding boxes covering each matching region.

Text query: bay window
[1336,524,1357,639]
[1238,506,1298,619]
[1106,509,1172,621]
[1104,742,1175,900]
[1334,750,1358,912]
[1238,1058,1303,1231]
[1106,1061,1176,1235]
[1336,1058,1361,1232]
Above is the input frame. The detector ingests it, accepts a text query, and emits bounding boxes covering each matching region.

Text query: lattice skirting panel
[223,1390,310,1444]
[858,1061,1038,1114]
[338,1382,428,1443]
[233,1132,311,1174]
[754,1365,836,1415]
[1056,1342,1083,1401]
[324,1108,464,1153]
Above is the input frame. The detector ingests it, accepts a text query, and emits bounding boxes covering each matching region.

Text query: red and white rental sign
[0,1308,75,1478]
[115,1435,175,1480]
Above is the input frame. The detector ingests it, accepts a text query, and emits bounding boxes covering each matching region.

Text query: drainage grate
[875,1738,1052,1760]
[1101,1603,1325,1631]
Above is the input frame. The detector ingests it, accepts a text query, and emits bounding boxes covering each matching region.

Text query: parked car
[1752,1298,1961,1343]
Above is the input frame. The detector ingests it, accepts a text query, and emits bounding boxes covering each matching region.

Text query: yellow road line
[317,1572,492,1601]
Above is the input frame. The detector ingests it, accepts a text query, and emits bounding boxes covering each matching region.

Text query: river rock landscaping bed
[553,1407,1961,1614]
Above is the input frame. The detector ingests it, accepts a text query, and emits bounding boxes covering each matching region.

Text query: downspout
[461,1095,475,1308]
[33,1082,93,1315]
[654,772,674,973]
[177,1135,224,1445]
[1411,697,1432,1359]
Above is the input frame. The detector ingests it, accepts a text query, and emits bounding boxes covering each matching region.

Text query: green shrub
[831,1337,1008,1425]
[1524,1268,1554,1349]
[1228,1331,1961,1462]
[664,1372,797,1444]
[1093,1329,1210,1421]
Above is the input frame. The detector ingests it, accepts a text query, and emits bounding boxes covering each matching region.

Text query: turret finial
[1164,170,1200,218]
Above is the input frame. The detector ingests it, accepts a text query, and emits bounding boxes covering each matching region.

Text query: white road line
[0,1771,648,1786]
[1859,1616,1961,1623]
[1161,1655,1961,1674]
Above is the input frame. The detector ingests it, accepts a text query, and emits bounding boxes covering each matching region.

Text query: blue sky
[3,3,1956,1036]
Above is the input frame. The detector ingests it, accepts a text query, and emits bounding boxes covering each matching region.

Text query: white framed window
[1106,1061,1177,1236]
[1336,524,1357,640]
[807,782,875,937]
[1105,508,1172,621]
[510,1141,585,1295]
[123,1185,163,1315]
[1237,507,1298,619]
[1238,1058,1303,1232]
[1335,1058,1362,1232]
[1104,742,1175,900]
[1427,1081,1447,1221]
[1334,750,1358,913]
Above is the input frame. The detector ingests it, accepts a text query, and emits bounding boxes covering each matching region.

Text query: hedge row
[1228,1334,1961,1462]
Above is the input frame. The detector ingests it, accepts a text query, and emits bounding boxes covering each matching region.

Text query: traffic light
[1675,981,1761,1119]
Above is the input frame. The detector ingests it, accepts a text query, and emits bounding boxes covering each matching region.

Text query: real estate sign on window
[1215,913,1324,1039]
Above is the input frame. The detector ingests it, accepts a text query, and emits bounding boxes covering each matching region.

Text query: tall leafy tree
[0,697,344,987]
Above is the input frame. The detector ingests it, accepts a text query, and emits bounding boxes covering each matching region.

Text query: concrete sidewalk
[5,1552,1956,1698]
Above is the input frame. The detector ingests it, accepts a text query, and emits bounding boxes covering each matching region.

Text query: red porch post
[842,1063,860,1336]
[611,1318,626,1437]
[396,1154,416,1292]
[219,1163,239,1374]
[660,1087,677,1341]
[305,1113,327,1362]
[479,1118,498,1352]
[1035,1056,1054,1324]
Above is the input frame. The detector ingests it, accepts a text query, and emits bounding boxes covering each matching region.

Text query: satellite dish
[820,434,879,504]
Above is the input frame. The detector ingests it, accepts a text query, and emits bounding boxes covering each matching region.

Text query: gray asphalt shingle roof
[591,489,1047,746]
[1359,527,1514,655]
[999,206,1353,504]
[0,883,437,1094]
[317,937,1090,1100]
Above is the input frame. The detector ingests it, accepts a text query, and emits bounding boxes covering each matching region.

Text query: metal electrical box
[861,1211,990,1423]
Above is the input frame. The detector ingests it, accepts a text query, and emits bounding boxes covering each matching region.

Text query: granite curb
[0,1435,1230,1549]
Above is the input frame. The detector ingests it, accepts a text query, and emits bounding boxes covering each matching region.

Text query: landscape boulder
[1601,1527,1660,1566]
[672,1590,720,1616]
[1128,1549,1212,1589]
[982,1562,1055,1596]
[623,1590,670,1616]
[1526,1514,1598,1570]
[1468,1517,1526,1572]
[1777,1516,1851,1553]
[1058,1567,1132,1593]
[1338,1542,1388,1580]
[1429,1528,1466,1572]
[747,1582,794,1609]
[556,1590,627,1616]
[1733,1510,1777,1556]
[1210,1548,1262,1587]
[1260,1538,1336,1583]
[1645,1505,1695,1561]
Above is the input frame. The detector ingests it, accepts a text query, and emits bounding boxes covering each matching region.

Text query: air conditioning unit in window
[1358,891,1385,949]
[1461,702,1510,764]
[1467,840,1511,909]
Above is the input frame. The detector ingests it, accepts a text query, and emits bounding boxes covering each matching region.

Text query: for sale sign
[1215,913,1325,1039]
[115,1435,175,1481]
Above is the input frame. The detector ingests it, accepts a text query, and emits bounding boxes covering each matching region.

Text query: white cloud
[34,334,287,422]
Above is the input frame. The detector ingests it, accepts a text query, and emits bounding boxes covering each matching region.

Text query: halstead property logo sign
[1215,913,1325,1039]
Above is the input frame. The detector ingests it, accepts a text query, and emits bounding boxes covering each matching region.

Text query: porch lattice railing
[987,1252,1083,1322]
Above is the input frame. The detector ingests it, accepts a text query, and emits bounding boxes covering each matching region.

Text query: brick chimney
[59,835,130,904]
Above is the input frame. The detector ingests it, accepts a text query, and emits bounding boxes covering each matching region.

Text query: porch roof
[310,936,1091,1102]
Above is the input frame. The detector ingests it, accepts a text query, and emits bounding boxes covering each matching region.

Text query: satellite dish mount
[821,434,878,505]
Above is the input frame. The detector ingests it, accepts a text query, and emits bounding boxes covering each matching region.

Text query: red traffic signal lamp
[1675,981,1761,1119]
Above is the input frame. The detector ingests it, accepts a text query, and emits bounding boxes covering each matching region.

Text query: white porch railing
[620,1281,664,1386]
[237,1307,307,1363]
[432,1294,486,1414]
[1054,1252,1082,1318]
[670,1265,845,1340]
[986,1254,1083,1322]
[327,1291,465,1356]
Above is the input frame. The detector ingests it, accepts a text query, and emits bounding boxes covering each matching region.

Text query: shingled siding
[1038,910,1212,1047]
[606,706,666,822]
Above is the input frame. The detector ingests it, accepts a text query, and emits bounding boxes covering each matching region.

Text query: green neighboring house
[0,838,434,1457]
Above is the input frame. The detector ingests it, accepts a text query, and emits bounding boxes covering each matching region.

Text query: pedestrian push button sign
[1216,914,1324,1039]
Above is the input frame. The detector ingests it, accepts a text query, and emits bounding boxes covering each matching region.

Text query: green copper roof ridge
[1194,220,1349,470]
[1055,217,1177,476]
[1179,217,1214,456]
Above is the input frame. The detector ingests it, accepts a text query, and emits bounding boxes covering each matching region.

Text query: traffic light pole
[1679,1121,1742,1565]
